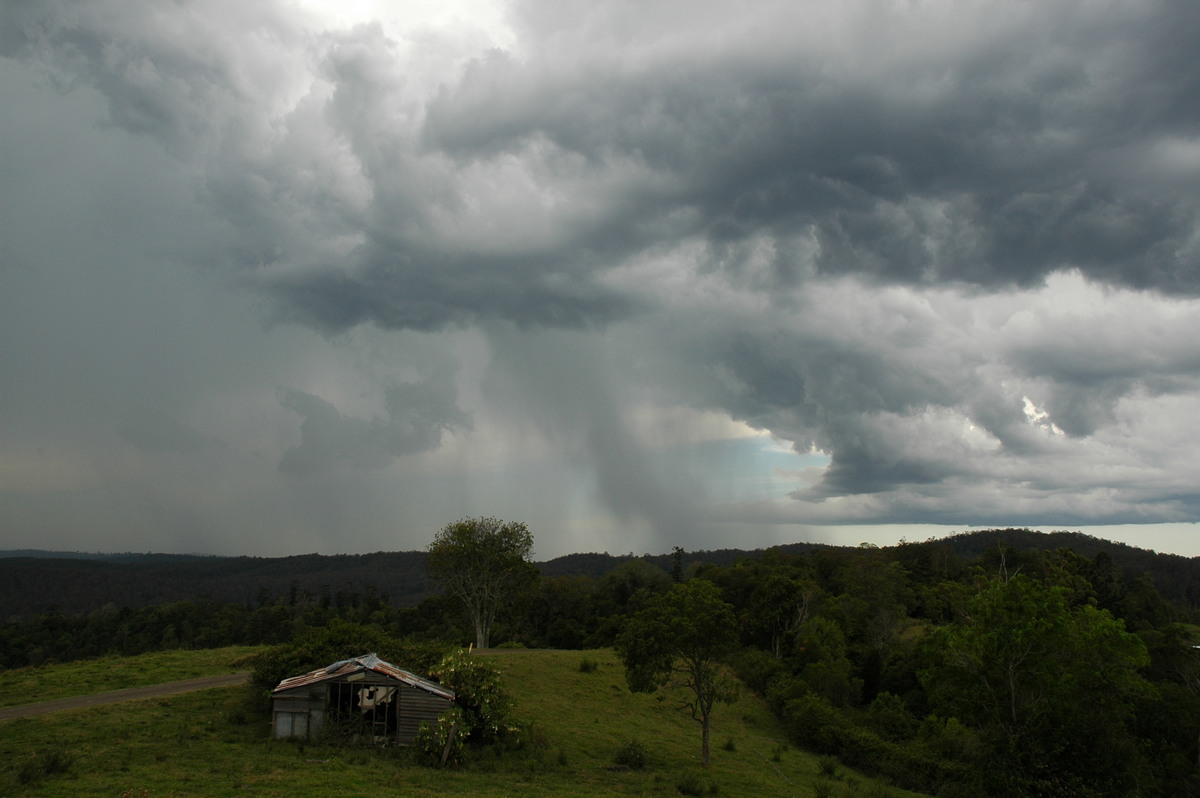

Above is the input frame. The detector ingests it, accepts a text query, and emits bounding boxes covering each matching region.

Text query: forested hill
[0,552,432,619]
[3,528,1199,620]
[931,528,1200,608]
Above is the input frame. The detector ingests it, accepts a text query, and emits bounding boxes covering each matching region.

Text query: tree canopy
[426,517,536,649]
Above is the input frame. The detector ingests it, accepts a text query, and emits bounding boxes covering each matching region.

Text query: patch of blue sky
[666,434,830,504]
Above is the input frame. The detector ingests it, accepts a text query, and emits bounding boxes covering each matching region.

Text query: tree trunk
[701,713,711,765]
[475,617,488,650]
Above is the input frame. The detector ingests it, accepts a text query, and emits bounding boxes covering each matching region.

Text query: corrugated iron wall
[396,683,454,745]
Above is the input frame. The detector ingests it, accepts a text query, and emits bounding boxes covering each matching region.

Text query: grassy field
[0,648,931,797]
[0,647,263,709]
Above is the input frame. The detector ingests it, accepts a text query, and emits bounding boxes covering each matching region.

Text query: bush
[730,648,787,694]
[817,754,840,779]
[867,691,917,741]
[578,657,599,673]
[782,694,849,752]
[676,770,717,795]
[414,706,466,768]
[783,695,965,793]
[429,649,514,743]
[915,714,979,763]
[16,748,76,784]
[614,739,648,770]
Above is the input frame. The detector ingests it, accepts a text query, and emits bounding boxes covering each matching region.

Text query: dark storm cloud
[6,0,1200,551]
[266,245,643,333]
[425,0,1200,294]
[15,0,1198,330]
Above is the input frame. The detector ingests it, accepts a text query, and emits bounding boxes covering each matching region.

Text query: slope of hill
[0,647,930,797]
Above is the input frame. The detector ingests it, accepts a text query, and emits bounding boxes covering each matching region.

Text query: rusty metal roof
[271,652,454,701]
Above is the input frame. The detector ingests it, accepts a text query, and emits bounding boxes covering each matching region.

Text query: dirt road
[0,672,251,721]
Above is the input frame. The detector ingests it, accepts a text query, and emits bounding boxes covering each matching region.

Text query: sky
[2,0,1200,560]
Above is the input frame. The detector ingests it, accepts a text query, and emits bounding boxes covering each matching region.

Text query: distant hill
[930,528,1200,609]
[3,529,1198,620]
[0,551,433,619]
[0,550,217,562]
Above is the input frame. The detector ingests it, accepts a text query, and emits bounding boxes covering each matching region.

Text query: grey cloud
[1005,309,1200,436]
[480,325,700,544]
[7,0,1200,556]
[13,0,1199,342]
[118,412,224,455]
[277,380,469,475]
[425,0,1200,295]
[265,245,644,334]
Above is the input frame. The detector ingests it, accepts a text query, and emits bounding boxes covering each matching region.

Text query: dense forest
[4,528,1200,796]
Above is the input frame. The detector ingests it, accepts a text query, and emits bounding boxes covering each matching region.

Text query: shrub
[730,648,787,694]
[429,649,514,743]
[676,771,705,795]
[782,694,849,752]
[414,706,466,768]
[578,657,599,673]
[614,739,648,770]
[915,714,979,762]
[867,691,917,741]
[818,754,840,779]
[39,747,75,776]
[16,748,76,784]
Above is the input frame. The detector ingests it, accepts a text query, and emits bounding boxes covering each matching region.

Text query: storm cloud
[3,0,1199,556]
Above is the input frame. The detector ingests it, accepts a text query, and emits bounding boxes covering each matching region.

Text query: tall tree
[615,579,739,765]
[426,517,536,649]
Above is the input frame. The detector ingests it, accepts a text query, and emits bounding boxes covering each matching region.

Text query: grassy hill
[0,648,927,797]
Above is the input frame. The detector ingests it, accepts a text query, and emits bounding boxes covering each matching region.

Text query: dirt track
[0,672,251,721]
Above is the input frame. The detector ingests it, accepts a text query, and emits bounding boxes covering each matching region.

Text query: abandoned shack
[271,652,454,745]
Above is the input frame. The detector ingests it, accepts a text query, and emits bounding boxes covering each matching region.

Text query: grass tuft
[613,738,649,770]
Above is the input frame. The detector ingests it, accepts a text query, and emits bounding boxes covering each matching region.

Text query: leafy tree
[426,517,536,649]
[615,579,739,765]
[921,575,1152,796]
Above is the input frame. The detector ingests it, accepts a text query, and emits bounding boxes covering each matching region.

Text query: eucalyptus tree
[615,579,739,765]
[426,517,536,649]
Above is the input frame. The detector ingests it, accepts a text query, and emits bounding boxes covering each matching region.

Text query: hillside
[4,528,1199,619]
[0,647,929,797]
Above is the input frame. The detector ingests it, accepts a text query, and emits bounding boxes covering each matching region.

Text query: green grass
[0,647,262,708]
[0,648,931,797]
